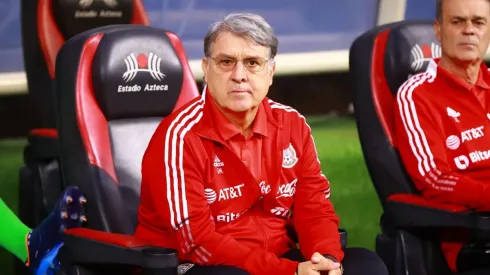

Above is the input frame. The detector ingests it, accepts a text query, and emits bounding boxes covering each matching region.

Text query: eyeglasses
[209,56,272,73]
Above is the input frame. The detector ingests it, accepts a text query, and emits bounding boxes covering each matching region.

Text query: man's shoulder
[153,96,203,140]
[396,72,436,103]
[267,99,307,125]
[268,99,307,132]
[400,72,435,92]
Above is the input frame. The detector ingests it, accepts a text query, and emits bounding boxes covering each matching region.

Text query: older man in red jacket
[135,12,388,275]
[394,0,490,273]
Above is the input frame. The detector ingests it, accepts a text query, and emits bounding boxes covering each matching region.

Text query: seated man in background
[135,12,388,275]
[0,186,86,275]
[395,0,490,272]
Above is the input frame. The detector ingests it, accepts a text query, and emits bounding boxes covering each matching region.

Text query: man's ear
[434,19,442,42]
[201,57,209,83]
[269,61,276,86]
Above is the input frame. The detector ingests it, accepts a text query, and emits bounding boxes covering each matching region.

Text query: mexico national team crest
[282,143,298,169]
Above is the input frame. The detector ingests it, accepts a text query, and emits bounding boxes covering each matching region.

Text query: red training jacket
[135,89,343,275]
[394,58,490,271]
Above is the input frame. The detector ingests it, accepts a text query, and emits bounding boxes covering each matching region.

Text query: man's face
[435,0,490,63]
[201,32,275,113]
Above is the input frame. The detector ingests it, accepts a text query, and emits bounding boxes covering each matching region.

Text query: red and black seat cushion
[54,24,199,234]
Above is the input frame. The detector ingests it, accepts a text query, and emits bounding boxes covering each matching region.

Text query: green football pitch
[0,117,382,275]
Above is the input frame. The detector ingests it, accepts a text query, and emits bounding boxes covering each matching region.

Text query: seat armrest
[59,228,178,270]
[24,128,59,160]
[339,228,347,249]
[385,194,490,232]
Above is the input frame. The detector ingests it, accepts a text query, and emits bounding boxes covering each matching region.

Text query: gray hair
[435,0,442,21]
[203,13,278,60]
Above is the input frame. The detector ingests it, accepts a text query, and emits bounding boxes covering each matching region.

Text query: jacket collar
[434,58,490,91]
[195,86,281,143]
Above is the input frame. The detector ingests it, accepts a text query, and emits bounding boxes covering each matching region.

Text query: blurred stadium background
[0,0,480,274]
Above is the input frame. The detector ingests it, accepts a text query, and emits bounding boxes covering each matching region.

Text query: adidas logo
[214,156,224,167]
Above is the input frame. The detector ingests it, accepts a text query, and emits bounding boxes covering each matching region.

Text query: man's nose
[231,61,247,82]
[463,22,476,34]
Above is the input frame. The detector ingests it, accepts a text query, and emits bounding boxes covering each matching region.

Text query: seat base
[377,229,451,275]
[18,131,63,229]
[16,160,62,275]
[18,159,63,225]
[376,228,490,275]
[459,269,490,275]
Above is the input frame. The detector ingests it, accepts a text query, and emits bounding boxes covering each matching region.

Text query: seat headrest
[78,25,186,120]
[53,0,135,39]
[384,21,441,94]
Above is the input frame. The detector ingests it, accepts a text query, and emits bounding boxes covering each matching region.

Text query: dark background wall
[0,71,352,139]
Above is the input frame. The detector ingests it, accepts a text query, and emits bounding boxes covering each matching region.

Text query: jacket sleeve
[138,128,299,275]
[395,83,490,211]
[292,116,344,262]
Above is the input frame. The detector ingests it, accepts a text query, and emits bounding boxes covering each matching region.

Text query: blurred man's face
[435,0,490,63]
[201,32,275,113]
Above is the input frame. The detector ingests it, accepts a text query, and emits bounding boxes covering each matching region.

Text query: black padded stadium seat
[18,0,149,233]
[350,20,490,275]
[49,24,199,274]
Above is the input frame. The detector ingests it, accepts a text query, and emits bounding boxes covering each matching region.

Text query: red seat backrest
[53,24,200,233]
[38,0,149,79]
[349,20,442,208]
[22,0,149,130]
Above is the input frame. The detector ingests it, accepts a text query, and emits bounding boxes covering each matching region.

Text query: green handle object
[0,198,31,262]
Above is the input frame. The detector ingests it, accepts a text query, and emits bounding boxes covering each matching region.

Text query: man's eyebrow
[214,54,267,59]
[451,15,487,21]
[451,15,468,20]
[214,54,236,59]
[244,55,267,59]
[473,15,487,21]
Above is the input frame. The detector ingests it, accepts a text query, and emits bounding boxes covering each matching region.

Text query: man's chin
[454,53,482,63]
[228,102,255,113]
[229,106,253,113]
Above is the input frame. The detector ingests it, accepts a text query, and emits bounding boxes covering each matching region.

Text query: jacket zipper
[252,215,269,251]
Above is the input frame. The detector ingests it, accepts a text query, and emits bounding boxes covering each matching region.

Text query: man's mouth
[231,89,251,94]
[459,42,476,47]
